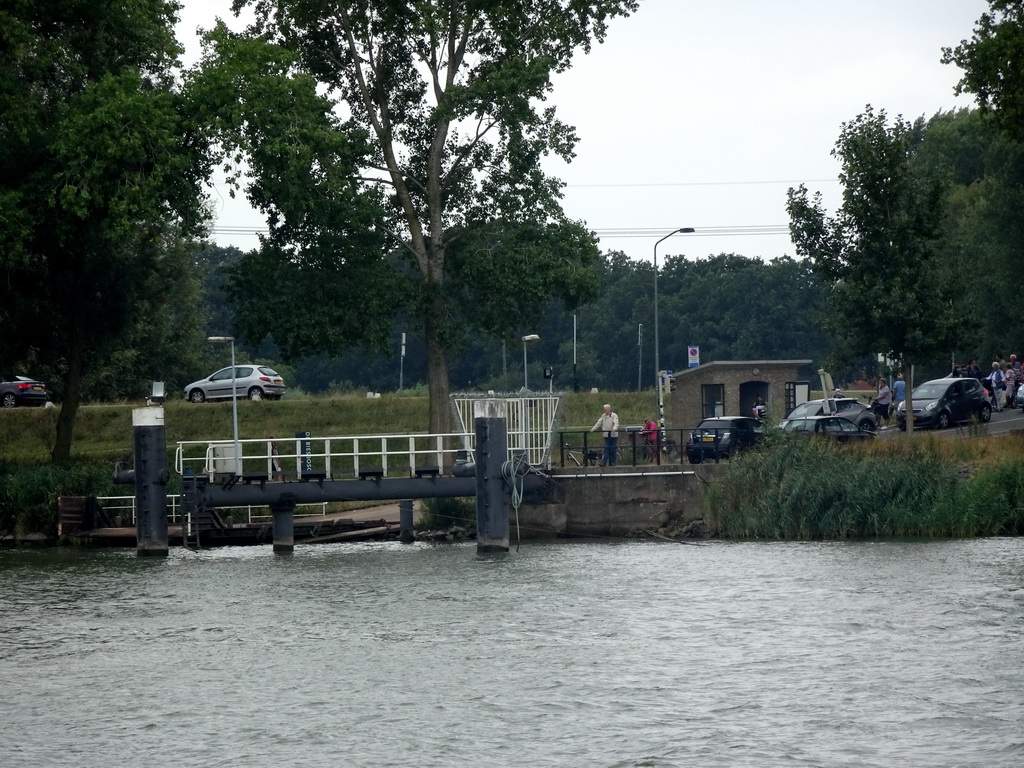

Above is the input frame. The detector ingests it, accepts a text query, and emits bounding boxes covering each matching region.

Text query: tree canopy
[943,0,1024,140]
[197,0,637,431]
[0,0,214,462]
[786,106,960,374]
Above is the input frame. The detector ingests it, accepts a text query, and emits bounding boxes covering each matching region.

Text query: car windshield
[787,402,822,419]
[913,381,950,400]
[258,367,280,377]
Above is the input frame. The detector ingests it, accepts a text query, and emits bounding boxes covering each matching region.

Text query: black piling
[272,494,297,553]
[134,406,169,557]
[399,499,415,543]
[475,405,510,552]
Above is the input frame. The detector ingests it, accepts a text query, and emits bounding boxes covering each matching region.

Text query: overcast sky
[177,0,990,265]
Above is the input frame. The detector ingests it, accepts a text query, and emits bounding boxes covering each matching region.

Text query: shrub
[416,496,475,530]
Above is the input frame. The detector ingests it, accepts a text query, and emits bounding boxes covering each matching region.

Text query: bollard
[134,406,169,557]
[271,495,297,553]
[399,499,415,544]
[475,405,510,553]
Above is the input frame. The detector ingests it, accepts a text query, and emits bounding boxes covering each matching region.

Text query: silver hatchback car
[183,365,286,403]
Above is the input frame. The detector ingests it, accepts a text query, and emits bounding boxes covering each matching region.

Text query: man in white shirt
[590,404,620,466]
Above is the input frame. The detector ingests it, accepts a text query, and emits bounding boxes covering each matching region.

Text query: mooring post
[271,494,297,553]
[475,402,510,552]
[399,499,415,544]
[133,406,169,557]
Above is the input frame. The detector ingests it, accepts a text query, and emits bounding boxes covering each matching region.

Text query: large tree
[943,0,1024,141]
[787,106,961,428]
[200,0,634,432]
[0,0,212,462]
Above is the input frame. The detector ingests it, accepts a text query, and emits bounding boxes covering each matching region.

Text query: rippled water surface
[2,538,1023,767]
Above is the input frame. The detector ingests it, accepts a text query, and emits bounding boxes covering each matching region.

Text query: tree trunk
[51,347,84,465]
[424,307,450,435]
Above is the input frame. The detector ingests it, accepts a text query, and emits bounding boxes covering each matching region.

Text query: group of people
[589,404,662,466]
[871,374,906,428]
[951,355,1021,411]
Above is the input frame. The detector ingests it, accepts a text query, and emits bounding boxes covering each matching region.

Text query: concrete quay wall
[520,462,728,538]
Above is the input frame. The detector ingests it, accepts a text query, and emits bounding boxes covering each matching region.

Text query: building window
[702,384,724,418]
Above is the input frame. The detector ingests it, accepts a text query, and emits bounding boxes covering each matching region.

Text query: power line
[209,223,792,238]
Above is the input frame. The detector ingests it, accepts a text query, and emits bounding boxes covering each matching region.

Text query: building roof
[674,360,814,377]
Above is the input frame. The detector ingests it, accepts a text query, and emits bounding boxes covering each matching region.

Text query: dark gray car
[895,377,991,430]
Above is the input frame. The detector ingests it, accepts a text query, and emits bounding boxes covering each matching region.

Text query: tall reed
[705,436,1024,539]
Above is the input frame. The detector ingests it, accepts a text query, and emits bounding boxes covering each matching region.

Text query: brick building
[666,360,813,429]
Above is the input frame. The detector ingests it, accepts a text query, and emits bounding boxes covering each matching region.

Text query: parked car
[895,377,991,430]
[782,415,875,443]
[183,365,286,403]
[686,416,765,464]
[778,397,877,433]
[1,374,49,408]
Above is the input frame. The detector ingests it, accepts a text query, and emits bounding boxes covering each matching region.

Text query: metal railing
[174,432,475,481]
[94,494,336,526]
[556,429,686,468]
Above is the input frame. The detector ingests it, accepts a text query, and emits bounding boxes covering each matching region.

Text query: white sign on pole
[688,346,700,368]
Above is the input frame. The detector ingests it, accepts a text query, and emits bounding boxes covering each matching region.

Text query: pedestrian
[590,403,620,466]
[1011,354,1021,375]
[641,416,659,461]
[873,378,892,428]
[751,395,767,420]
[892,373,906,418]
[965,358,982,379]
[986,361,1004,411]
[1004,363,1018,409]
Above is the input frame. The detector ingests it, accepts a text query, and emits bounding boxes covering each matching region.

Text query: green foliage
[943,1,1024,141]
[705,438,1024,539]
[416,497,476,531]
[787,106,959,371]
[0,461,122,536]
[0,0,215,462]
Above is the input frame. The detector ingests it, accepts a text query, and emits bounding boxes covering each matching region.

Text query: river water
[1,538,1022,768]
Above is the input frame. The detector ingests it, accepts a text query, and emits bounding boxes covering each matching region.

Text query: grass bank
[706,432,1024,539]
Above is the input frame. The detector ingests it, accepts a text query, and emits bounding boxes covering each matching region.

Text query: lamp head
[522,334,540,342]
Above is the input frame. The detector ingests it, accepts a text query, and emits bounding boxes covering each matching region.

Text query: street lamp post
[653,228,695,430]
[207,336,241,475]
[522,334,540,391]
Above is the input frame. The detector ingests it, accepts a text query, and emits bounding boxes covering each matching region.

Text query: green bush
[705,438,1024,539]
[416,496,475,530]
[0,461,123,536]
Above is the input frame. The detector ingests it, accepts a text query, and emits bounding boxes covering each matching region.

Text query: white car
[183,365,286,403]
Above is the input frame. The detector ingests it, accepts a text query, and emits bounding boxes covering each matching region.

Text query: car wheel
[2,393,16,408]
[980,403,992,423]
[937,411,951,430]
[687,452,702,465]
[859,418,875,433]
[248,387,264,401]
[188,389,206,404]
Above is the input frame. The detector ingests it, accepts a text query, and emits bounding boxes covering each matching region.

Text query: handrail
[94,494,334,525]
[175,431,475,481]
[557,428,686,468]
